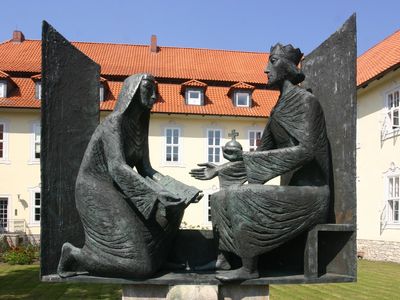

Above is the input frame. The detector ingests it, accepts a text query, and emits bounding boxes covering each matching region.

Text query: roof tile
[0,40,269,84]
[357,30,400,87]
[0,70,10,79]
[0,76,277,117]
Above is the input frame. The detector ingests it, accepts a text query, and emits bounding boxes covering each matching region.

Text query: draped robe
[73,74,184,278]
[211,84,331,258]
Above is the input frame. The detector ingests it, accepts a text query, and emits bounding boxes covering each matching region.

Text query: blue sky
[1,0,399,56]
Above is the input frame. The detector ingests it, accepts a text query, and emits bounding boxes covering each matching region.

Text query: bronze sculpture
[57,73,200,278]
[191,43,331,281]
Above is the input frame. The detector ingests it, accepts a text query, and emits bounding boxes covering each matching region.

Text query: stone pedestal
[122,284,269,300]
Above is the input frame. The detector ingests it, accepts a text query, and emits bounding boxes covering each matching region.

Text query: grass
[270,260,400,300]
[0,260,399,299]
[0,263,121,299]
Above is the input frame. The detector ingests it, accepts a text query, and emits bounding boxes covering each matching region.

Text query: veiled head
[113,73,157,115]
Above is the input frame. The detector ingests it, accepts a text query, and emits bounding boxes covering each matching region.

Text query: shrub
[3,246,36,265]
[0,237,11,262]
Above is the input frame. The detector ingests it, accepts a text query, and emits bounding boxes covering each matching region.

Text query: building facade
[1,29,399,263]
[357,30,400,262]
[0,31,277,242]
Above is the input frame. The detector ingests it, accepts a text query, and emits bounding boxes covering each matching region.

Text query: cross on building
[228,129,239,140]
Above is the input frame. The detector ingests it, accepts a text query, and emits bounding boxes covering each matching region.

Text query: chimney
[12,30,25,43]
[150,34,158,53]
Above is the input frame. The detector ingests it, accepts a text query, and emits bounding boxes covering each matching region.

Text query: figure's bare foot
[215,267,259,282]
[58,271,78,278]
[57,242,87,278]
[216,253,231,270]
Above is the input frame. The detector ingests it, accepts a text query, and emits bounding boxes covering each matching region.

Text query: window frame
[384,164,400,228]
[387,175,400,225]
[99,83,105,102]
[383,87,400,139]
[234,91,251,107]
[0,81,7,98]
[0,195,11,232]
[185,88,203,106]
[163,127,181,165]
[206,128,222,163]
[29,122,41,164]
[29,187,41,226]
[0,120,10,164]
[248,129,262,151]
[35,81,42,100]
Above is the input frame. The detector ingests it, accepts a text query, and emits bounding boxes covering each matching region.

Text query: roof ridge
[0,39,12,45]
[359,29,400,58]
[6,38,268,54]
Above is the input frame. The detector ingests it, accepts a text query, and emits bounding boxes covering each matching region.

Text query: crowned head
[270,43,303,66]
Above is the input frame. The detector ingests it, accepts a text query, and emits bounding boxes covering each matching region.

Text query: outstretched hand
[189,162,219,180]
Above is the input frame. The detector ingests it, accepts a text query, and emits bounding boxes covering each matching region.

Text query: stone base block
[122,284,269,300]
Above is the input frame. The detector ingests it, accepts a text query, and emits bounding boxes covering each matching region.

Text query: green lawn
[0,260,399,299]
[270,260,400,300]
[0,264,121,299]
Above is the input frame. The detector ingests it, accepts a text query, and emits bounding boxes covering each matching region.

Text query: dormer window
[31,74,42,100]
[234,91,250,107]
[181,79,207,106]
[35,81,42,100]
[99,77,109,102]
[228,82,254,107]
[99,83,105,102]
[186,88,203,105]
[0,81,7,98]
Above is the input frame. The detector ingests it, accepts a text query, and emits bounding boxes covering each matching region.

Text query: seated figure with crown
[190,43,332,281]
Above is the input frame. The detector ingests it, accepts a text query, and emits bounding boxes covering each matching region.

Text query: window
[33,192,41,222]
[0,122,8,162]
[234,91,250,107]
[31,123,41,161]
[186,88,203,105]
[0,123,4,159]
[165,128,180,163]
[30,189,41,225]
[387,175,399,224]
[35,81,42,100]
[99,84,105,102]
[0,81,7,98]
[0,197,8,231]
[387,89,400,129]
[207,129,221,163]
[249,130,262,151]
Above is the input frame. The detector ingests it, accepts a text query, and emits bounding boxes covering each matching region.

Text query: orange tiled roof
[0,76,277,117]
[154,83,276,117]
[0,70,10,79]
[30,74,41,80]
[181,79,207,88]
[227,82,255,96]
[0,39,269,84]
[0,37,278,116]
[180,79,207,94]
[0,77,40,108]
[357,29,400,87]
[229,82,255,90]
